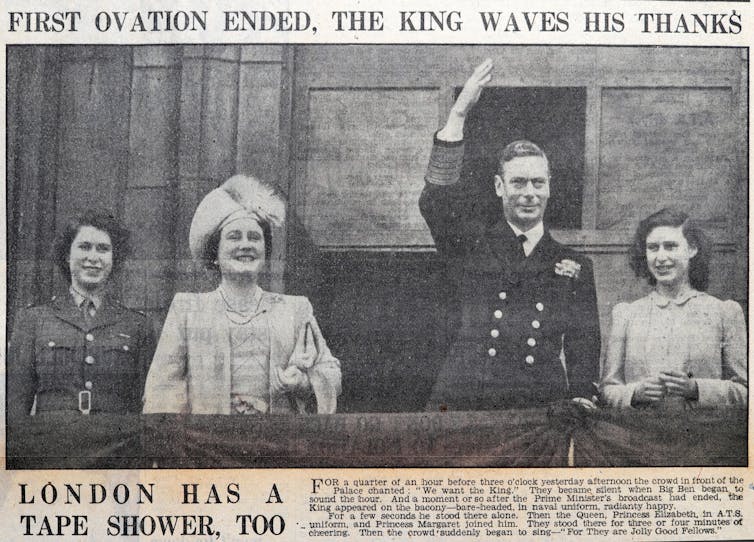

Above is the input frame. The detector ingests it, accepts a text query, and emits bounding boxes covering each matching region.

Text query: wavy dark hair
[628,208,711,291]
[53,210,131,284]
[201,218,273,272]
[497,139,550,178]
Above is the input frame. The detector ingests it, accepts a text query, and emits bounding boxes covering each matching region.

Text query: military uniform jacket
[420,136,601,410]
[7,294,155,423]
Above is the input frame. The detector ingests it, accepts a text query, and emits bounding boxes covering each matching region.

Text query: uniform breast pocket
[35,337,77,377]
[100,336,139,374]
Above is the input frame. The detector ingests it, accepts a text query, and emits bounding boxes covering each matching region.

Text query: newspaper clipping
[2,0,752,540]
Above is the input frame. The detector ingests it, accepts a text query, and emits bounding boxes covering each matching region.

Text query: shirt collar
[650,289,702,308]
[507,221,544,255]
[69,286,103,310]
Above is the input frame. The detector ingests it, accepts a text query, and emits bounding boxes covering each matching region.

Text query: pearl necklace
[218,286,263,326]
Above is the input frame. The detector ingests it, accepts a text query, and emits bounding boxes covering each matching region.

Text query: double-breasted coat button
[494,310,503,319]
[527,337,536,347]
[490,329,499,338]
[532,320,541,329]
[488,348,497,357]
[498,292,507,300]
[525,355,535,365]
[85,333,94,342]
[84,355,95,365]
[536,302,544,311]
[47,341,55,347]
[84,381,93,390]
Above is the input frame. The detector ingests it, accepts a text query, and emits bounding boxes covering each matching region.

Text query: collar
[650,289,703,308]
[507,221,544,256]
[69,286,103,310]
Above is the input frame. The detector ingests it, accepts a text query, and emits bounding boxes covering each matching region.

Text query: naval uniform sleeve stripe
[426,144,464,186]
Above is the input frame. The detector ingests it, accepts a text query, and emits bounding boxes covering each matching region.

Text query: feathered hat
[188,174,286,261]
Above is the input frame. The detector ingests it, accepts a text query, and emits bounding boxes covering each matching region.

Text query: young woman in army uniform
[7,211,155,421]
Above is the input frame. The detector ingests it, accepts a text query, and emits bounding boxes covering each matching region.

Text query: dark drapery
[7,404,746,469]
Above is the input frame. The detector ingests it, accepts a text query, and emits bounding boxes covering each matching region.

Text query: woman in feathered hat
[143,175,341,415]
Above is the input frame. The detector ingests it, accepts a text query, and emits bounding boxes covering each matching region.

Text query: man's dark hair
[629,207,711,291]
[53,210,131,284]
[497,140,550,177]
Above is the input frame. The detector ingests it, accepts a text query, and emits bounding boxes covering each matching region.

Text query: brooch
[555,259,581,279]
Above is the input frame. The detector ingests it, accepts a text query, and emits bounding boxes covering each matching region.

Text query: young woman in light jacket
[600,208,746,409]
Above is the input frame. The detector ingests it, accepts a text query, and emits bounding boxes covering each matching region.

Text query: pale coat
[142,289,341,414]
[600,290,747,409]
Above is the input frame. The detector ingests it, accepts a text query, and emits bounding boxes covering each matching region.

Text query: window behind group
[457,86,586,230]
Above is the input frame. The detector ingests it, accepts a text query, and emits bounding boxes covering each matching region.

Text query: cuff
[433,132,465,147]
[425,133,465,186]
[694,378,720,407]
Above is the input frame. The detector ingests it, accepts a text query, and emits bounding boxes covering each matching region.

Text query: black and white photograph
[5,42,747,471]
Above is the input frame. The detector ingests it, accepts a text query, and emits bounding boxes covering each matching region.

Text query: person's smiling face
[645,225,697,289]
[217,217,266,279]
[68,225,113,292]
[495,155,550,231]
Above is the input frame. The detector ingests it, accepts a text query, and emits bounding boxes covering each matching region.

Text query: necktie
[83,300,96,327]
[517,234,528,257]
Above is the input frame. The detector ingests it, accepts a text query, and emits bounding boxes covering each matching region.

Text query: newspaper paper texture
[1,0,752,540]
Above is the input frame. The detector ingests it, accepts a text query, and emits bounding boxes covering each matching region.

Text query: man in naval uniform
[420,59,601,411]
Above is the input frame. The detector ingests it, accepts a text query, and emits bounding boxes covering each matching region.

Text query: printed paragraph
[306,475,745,538]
